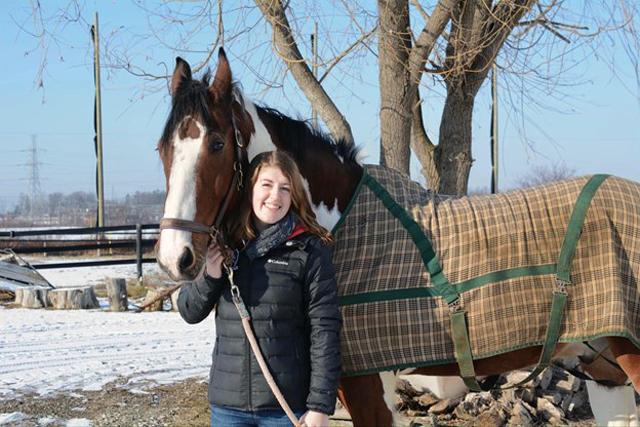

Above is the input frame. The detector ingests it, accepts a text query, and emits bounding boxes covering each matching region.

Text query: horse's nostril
[178,247,195,272]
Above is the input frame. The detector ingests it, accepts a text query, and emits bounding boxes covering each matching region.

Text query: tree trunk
[437,88,475,195]
[107,278,128,312]
[377,0,412,175]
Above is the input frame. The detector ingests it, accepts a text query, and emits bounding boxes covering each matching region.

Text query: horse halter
[159,111,246,244]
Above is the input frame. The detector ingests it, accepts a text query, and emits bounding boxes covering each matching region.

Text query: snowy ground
[0,307,214,400]
[0,260,215,402]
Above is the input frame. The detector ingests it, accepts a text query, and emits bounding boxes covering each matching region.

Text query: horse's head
[156,49,251,281]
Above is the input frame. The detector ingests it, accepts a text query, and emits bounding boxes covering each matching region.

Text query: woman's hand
[299,410,329,427]
[204,243,224,279]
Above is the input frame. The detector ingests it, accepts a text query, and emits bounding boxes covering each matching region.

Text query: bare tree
[17,1,639,195]
[515,162,576,188]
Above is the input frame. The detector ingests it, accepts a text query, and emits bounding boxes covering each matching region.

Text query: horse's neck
[244,101,361,231]
[244,101,278,159]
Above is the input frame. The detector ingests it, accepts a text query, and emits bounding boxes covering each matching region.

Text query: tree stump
[49,287,100,310]
[107,278,128,312]
[15,287,50,308]
[142,288,165,311]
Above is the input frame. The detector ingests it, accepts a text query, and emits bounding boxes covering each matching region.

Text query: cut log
[135,283,182,313]
[107,278,128,312]
[49,287,100,310]
[15,287,50,308]
[170,289,179,311]
[0,289,15,302]
[142,288,165,312]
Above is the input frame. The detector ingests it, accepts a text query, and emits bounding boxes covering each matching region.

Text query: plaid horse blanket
[331,164,640,376]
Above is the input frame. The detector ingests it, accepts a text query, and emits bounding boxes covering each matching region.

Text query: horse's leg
[579,337,640,427]
[379,371,412,426]
[338,374,393,427]
[608,336,640,392]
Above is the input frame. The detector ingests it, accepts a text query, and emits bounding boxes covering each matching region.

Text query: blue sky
[1,1,638,214]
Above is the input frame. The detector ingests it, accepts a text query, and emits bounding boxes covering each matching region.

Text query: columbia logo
[267,258,288,266]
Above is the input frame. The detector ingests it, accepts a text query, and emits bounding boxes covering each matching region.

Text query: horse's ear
[210,48,232,103]
[171,57,192,97]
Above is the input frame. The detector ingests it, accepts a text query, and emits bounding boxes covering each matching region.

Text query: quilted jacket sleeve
[303,239,342,415]
[177,274,228,324]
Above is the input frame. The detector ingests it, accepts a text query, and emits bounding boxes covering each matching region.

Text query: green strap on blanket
[364,174,459,305]
[366,173,609,391]
[453,174,609,391]
[454,289,568,391]
[556,174,610,283]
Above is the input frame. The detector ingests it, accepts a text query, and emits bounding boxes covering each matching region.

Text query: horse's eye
[208,137,224,153]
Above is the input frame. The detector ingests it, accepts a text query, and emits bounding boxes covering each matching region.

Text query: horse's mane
[159,70,214,150]
[160,70,361,167]
[255,105,361,166]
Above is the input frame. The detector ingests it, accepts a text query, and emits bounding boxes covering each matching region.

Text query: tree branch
[408,0,457,86]
[254,0,354,144]
[319,25,377,83]
[471,0,494,48]
[410,89,439,190]
[470,0,536,91]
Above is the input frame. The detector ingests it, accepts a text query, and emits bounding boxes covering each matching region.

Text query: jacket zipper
[247,262,253,411]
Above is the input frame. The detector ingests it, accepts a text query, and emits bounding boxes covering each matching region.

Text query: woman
[178,151,342,427]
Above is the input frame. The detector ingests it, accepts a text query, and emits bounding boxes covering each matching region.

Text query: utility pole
[92,12,105,227]
[310,22,318,128]
[490,62,499,194]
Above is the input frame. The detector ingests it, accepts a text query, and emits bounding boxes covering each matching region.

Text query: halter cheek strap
[159,218,216,235]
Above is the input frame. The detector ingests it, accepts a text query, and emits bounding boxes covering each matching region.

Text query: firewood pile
[397,365,592,426]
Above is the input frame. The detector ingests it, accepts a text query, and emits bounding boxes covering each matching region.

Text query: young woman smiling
[178,151,341,427]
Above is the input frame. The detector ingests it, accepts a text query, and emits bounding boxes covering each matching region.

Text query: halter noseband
[159,111,246,243]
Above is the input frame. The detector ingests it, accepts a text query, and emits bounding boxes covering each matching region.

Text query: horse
[155,49,640,426]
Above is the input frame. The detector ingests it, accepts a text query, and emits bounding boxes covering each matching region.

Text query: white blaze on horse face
[157,119,205,279]
[244,101,277,161]
[301,178,342,231]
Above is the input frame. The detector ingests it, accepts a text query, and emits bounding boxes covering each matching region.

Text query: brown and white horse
[156,49,640,426]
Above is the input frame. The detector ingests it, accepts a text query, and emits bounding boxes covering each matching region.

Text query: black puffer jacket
[177,232,341,415]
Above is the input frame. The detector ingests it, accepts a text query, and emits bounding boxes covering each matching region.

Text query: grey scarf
[244,212,296,261]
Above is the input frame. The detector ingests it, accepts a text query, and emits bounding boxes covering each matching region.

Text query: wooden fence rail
[0,223,160,279]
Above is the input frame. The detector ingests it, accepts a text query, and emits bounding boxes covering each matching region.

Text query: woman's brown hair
[231,151,332,245]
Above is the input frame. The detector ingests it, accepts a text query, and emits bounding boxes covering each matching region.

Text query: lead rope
[223,257,303,427]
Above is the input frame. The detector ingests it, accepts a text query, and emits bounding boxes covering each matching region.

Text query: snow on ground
[0,307,215,400]
[0,412,26,423]
[0,258,215,400]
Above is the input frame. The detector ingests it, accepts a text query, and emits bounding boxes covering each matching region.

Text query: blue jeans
[210,405,305,427]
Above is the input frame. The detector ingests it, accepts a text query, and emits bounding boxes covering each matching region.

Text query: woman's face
[251,166,292,231]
